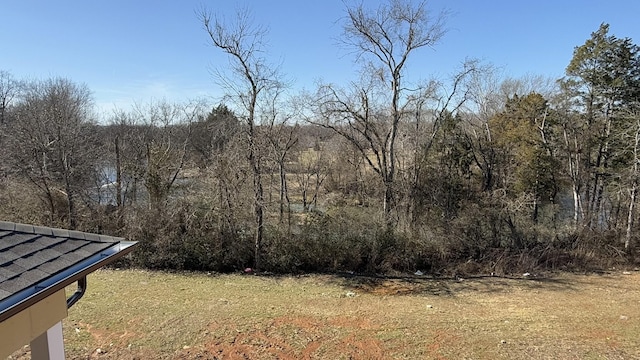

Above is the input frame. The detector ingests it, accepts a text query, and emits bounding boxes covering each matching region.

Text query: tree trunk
[65,185,76,230]
[564,126,582,228]
[249,124,264,271]
[312,172,323,209]
[253,170,264,271]
[63,161,76,229]
[62,154,77,229]
[115,135,123,207]
[572,185,581,226]
[383,180,394,227]
[626,181,636,251]
[279,160,286,224]
[302,185,308,212]
[626,119,640,252]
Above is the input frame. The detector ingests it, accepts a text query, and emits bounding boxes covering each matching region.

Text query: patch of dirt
[425,329,461,360]
[75,320,142,346]
[176,314,386,360]
[360,279,421,296]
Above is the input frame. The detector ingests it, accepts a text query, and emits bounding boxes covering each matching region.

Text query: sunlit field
[8,269,640,359]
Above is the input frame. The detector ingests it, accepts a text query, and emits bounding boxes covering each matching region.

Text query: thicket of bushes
[0,173,633,276]
[126,203,634,275]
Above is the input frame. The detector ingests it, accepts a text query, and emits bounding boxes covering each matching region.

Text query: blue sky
[2,1,640,117]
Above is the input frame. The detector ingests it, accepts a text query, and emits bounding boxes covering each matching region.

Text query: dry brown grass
[8,269,640,359]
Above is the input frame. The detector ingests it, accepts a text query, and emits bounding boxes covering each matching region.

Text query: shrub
[127,201,253,272]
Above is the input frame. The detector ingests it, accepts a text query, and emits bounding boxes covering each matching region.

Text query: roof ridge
[0,221,124,242]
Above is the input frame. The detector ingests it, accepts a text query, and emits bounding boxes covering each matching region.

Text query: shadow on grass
[330,272,577,297]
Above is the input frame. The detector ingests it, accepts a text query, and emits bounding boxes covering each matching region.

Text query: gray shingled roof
[0,221,136,321]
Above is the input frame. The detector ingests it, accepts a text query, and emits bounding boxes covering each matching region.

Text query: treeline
[1,5,639,275]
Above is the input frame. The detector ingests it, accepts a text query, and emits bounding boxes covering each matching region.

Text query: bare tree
[295,143,328,212]
[199,6,285,271]
[0,70,21,125]
[132,100,202,208]
[107,109,131,208]
[103,110,149,207]
[9,78,96,229]
[310,0,448,226]
[267,122,298,226]
[261,97,299,227]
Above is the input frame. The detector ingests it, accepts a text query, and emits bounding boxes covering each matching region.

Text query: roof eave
[0,241,137,323]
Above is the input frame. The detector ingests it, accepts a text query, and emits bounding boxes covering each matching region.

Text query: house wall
[0,290,68,358]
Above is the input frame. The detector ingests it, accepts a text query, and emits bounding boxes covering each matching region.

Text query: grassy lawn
[9,269,640,359]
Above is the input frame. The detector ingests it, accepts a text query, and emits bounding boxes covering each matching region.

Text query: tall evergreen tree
[489,93,560,223]
[560,23,640,229]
